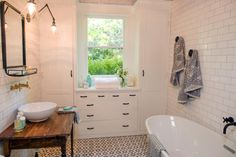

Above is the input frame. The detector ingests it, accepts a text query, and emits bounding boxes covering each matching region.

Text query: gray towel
[149,134,168,157]
[170,36,186,86]
[178,50,203,104]
[74,111,81,124]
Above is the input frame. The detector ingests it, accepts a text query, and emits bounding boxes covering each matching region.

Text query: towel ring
[175,36,179,42]
[189,49,193,57]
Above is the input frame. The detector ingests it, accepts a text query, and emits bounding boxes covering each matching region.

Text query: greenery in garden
[88,48,123,75]
[88,18,123,75]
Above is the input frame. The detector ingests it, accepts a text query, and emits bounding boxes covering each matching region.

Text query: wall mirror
[0,1,37,77]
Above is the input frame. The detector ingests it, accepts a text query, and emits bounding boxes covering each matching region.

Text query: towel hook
[175,36,179,42]
[189,49,193,57]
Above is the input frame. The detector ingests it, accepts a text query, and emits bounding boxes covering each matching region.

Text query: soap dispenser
[14,112,26,132]
[86,75,92,87]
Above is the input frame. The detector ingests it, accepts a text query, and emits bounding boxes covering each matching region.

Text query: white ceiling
[79,0,138,5]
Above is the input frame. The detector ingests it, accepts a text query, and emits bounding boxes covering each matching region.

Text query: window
[87,18,124,75]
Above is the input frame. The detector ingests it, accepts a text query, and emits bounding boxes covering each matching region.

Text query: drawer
[77,102,108,110]
[118,119,138,132]
[78,119,137,135]
[79,108,114,121]
[77,99,137,110]
[108,92,138,101]
[119,110,137,120]
[77,93,96,101]
[111,100,138,110]
[76,92,138,104]
[79,108,137,121]
[76,93,108,104]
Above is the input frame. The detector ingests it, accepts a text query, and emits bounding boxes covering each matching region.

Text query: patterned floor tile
[39,135,148,157]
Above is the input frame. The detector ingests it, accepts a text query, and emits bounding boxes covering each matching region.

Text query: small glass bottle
[86,75,92,87]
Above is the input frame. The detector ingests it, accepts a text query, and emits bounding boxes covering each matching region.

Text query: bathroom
[0,0,235,156]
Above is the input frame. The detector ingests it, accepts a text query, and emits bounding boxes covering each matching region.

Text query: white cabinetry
[75,90,139,138]
[137,0,170,132]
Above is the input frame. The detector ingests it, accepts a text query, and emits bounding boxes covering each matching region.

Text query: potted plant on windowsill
[117,69,128,88]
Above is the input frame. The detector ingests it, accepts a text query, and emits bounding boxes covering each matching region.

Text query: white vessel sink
[18,102,57,122]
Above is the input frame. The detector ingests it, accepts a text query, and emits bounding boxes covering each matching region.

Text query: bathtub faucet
[223,117,236,134]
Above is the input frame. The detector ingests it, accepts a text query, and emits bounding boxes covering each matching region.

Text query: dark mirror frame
[0,1,37,77]
[0,1,26,69]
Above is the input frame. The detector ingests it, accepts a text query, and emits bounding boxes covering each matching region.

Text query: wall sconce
[26,2,57,33]
[27,0,36,16]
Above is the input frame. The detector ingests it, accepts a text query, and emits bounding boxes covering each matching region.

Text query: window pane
[88,18,124,47]
[88,48,123,75]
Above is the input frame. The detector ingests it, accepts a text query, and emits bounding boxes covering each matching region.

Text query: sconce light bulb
[27,1,36,16]
[51,22,57,33]
[4,23,8,29]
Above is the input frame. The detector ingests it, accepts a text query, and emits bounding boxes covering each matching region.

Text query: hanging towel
[149,134,169,157]
[58,106,81,124]
[178,50,203,104]
[170,36,186,86]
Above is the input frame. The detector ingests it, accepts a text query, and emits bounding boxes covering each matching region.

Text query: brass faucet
[10,82,30,91]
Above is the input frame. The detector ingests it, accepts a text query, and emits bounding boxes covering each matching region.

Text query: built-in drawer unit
[79,108,137,122]
[75,90,139,137]
[78,119,138,135]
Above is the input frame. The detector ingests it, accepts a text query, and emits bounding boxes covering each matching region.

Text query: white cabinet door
[40,51,74,106]
[138,2,170,132]
[39,3,76,106]
[139,10,169,92]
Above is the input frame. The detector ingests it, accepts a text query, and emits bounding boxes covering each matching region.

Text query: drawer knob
[80,96,87,98]
[112,95,119,97]
[122,125,129,128]
[122,113,130,115]
[98,95,105,98]
[87,127,95,130]
[87,104,94,107]
[123,103,130,105]
[87,115,94,117]
[129,94,136,97]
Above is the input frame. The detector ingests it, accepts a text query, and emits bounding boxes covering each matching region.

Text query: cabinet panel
[76,93,108,103]
[79,108,137,122]
[76,91,138,137]
[139,11,169,92]
[78,119,137,135]
[108,93,138,101]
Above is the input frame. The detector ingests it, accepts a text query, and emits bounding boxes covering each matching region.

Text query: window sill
[75,87,140,92]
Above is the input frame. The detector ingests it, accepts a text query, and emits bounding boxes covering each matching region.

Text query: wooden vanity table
[0,112,74,157]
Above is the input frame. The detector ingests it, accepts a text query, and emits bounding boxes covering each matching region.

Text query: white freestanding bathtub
[146,115,236,157]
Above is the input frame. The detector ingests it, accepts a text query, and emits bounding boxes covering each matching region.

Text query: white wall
[167,0,236,144]
[0,0,41,156]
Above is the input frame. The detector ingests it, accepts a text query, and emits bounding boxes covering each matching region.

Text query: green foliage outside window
[88,18,124,75]
[88,48,123,75]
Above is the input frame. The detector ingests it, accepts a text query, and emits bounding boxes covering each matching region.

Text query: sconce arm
[4,6,8,14]
[2,1,21,15]
[38,4,55,22]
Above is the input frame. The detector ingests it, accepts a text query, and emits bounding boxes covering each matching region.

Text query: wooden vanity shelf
[0,112,75,157]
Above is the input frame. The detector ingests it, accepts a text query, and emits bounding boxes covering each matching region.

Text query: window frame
[86,16,126,77]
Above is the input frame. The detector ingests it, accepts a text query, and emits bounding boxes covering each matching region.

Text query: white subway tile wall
[167,0,236,143]
[0,0,40,155]
[0,0,40,134]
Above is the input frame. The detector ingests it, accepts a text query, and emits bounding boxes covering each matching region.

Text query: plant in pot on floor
[117,69,128,87]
